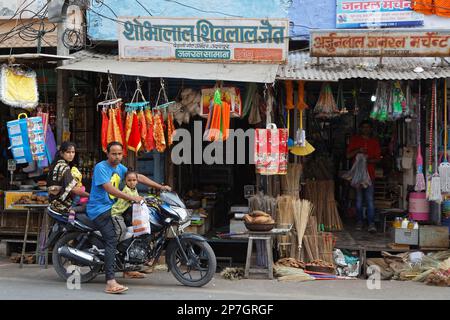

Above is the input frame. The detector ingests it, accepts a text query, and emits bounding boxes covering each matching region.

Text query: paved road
[0,259,448,300]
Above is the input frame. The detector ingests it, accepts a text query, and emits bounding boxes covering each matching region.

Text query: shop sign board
[336,0,424,29]
[310,29,450,57]
[118,17,289,64]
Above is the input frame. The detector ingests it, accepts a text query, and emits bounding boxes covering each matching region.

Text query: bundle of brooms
[301,215,336,265]
[276,195,296,258]
[304,180,343,231]
[281,163,302,198]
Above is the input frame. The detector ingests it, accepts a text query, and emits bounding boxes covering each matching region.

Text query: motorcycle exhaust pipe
[58,245,102,266]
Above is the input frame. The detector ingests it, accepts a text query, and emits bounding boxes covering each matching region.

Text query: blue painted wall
[87,0,337,41]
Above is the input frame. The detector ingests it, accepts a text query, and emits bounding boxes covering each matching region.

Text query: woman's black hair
[51,141,78,167]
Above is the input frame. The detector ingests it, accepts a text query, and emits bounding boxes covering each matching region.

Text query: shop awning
[0,53,73,63]
[277,51,450,81]
[57,50,279,83]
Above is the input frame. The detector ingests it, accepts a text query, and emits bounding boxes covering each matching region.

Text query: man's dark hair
[359,120,373,128]
[106,141,123,153]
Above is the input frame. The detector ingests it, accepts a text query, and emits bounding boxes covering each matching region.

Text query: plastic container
[408,192,429,221]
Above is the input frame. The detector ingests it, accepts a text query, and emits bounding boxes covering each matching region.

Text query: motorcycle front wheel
[167,238,216,287]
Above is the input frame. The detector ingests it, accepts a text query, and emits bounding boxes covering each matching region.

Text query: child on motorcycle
[111,170,146,279]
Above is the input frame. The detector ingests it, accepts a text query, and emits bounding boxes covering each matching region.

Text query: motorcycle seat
[76,213,97,230]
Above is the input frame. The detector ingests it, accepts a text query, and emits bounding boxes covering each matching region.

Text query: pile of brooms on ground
[276,195,337,265]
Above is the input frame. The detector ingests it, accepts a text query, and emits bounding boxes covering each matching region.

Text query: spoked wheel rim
[172,240,212,283]
[57,237,97,278]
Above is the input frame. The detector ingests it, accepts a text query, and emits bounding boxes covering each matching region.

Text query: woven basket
[244,222,276,232]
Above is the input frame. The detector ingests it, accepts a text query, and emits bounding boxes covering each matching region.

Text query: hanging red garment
[167,112,175,146]
[107,108,116,146]
[411,0,434,14]
[209,103,222,142]
[115,106,127,157]
[153,111,166,153]
[127,111,142,152]
[101,108,109,153]
[144,108,155,152]
[112,109,123,145]
[137,110,148,152]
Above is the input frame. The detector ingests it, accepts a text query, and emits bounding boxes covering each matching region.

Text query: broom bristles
[414,173,426,192]
[429,175,443,202]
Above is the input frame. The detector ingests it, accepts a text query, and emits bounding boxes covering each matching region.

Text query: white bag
[132,203,151,236]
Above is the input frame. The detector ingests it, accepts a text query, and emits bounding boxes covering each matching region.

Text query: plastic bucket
[442,217,450,233]
[408,192,429,221]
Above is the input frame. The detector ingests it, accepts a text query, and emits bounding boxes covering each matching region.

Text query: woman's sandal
[104,285,128,294]
[123,271,146,279]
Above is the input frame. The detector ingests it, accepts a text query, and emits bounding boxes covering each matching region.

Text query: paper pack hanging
[7,113,47,164]
[200,87,242,118]
[255,123,288,175]
[0,65,39,109]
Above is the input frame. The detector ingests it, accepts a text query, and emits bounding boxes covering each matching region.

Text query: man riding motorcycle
[85,141,171,294]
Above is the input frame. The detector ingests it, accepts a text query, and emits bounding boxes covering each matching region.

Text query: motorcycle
[45,191,217,287]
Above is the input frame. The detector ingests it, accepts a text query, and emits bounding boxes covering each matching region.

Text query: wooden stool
[244,235,273,279]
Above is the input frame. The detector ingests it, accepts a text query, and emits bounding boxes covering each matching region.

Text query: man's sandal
[123,271,146,279]
[104,285,128,294]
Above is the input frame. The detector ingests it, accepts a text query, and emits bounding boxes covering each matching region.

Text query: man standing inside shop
[87,141,172,294]
[347,120,381,233]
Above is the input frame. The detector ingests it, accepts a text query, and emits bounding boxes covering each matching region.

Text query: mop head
[439,162,450,193]
[414,172,426,192]
[429,174,443,203]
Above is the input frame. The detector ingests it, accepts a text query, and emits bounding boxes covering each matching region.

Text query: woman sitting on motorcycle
[47,142,90,215]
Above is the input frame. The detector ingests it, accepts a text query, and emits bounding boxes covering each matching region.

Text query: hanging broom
[415,81,426,192]
[429,80,442,203]
[439,79,450,193]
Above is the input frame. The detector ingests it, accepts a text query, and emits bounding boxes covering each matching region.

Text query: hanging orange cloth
[144,108,155,152]
[221,101,230,141]
[127,111,142,152]
[209,103,222,142]
[137,109,148,151]
[435,0,450,17]
[115,106,127,157]
[297,81,309,110]
[107,108,116,146]
[153,111,166,152]
[411,0,434,14]
[101,108,109,153]
[112,109,123,145]
[167,112,175,146]
[284,80,294,110]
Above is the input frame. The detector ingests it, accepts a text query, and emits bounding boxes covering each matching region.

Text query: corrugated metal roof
[277,51,450,81]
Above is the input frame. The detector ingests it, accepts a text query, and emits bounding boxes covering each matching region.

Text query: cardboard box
[393,228,419,245]
[419,226,449,248]
[4,191,33,210]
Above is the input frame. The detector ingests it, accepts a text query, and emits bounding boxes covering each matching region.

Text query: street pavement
[0,258,448,300]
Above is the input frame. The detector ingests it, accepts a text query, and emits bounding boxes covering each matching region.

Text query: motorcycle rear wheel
[52,232,102,283]
[167,238,216,287]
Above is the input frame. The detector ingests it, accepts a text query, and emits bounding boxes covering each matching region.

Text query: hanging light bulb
[371,95,376,102]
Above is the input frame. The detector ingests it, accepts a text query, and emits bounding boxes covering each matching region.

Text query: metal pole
[56,11,69,145]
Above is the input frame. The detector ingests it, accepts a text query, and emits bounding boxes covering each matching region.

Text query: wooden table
[11,204,49,269]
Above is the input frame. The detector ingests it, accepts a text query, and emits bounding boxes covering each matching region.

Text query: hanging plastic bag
[255,123,288,175]
[132,202,151,236]
[342,154,372,188]
[0,65,38,109]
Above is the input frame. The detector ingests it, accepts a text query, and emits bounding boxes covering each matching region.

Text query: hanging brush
[439,79,450,193]
[430,79,442,203]
[415,80,426,192]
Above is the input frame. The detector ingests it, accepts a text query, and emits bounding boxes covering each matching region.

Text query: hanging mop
[429,80,442,202]
[415,81,426,192]
[439,78,450,193]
